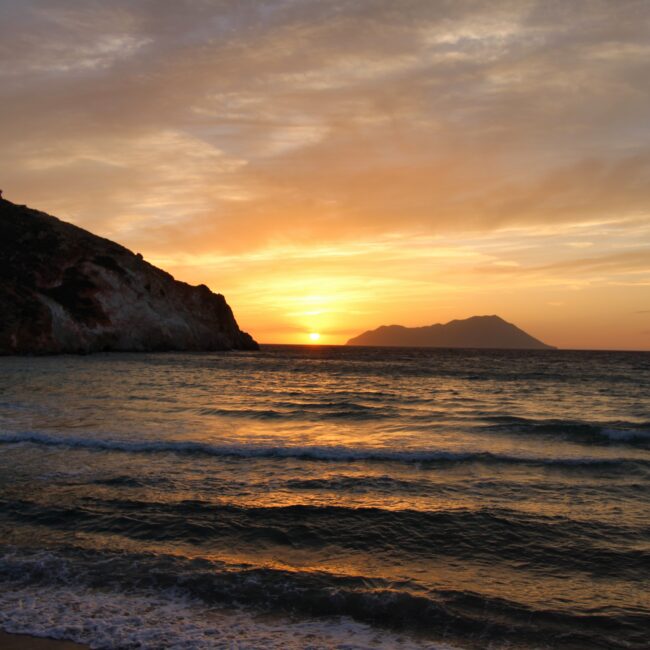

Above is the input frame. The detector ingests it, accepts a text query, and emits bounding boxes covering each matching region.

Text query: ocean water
[0,345,648,650]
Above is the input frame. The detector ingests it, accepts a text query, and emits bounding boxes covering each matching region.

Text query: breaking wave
[1,431,645,469]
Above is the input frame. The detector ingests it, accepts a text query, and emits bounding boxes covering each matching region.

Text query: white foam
[0,584,455,650]
[600,428,650,442]
[0,430,472,462]
[0,430,633,466]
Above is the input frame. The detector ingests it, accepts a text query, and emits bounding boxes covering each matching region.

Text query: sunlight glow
[309,332,321,342]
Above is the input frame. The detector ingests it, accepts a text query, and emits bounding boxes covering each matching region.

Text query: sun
[308,332,321,342]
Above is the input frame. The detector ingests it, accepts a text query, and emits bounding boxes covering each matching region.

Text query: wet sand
[0,631,89,650]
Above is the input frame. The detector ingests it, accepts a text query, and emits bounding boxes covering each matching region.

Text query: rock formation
[0,198,258,354]
[347,315,555,349]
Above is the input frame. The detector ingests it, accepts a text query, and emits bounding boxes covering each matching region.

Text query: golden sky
[2,0,649,349]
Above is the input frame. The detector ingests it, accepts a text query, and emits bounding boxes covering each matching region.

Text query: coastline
[0,631,89,650]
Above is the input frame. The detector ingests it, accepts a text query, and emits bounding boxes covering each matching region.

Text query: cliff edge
[0,198,258,354]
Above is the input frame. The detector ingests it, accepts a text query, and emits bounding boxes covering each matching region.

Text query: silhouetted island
[0,198,258,354]
[347,315,555,349]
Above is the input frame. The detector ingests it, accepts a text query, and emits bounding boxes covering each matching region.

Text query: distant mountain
[0,198,258,354]
[347,315,555,349]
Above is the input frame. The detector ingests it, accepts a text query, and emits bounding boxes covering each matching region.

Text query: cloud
[2,0,649,253]
[2,0,650,348]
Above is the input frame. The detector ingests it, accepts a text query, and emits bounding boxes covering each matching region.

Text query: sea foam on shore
[0,583,453,650]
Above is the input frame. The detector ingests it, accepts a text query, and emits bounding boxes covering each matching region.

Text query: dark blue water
[0,346,649,649]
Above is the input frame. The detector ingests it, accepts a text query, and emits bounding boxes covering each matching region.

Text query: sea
[0,345,648,650]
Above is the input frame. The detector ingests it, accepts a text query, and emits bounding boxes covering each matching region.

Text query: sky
[1,0,649,349]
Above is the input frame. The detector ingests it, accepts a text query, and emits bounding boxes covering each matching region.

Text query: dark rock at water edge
[347,315,555,349]
[0,199,258,354]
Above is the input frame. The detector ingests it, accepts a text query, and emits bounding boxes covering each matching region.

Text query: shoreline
[0,631,89,650]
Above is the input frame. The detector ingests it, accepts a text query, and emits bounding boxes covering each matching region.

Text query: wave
[0,584,431,650]
[0,547,646,650]
[601,427,650,443]
[1,431,646,470]
[196,401,397,420]
[89,475,174,488]
[154,402,650,436]
[483,416,650,446]
[286,475,425,492]
[3,498,647,579]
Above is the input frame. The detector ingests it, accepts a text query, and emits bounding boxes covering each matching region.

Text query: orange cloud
[1,0,649,349]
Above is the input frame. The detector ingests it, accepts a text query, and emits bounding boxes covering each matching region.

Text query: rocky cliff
[0,199,258,354]
[347,315,555,349]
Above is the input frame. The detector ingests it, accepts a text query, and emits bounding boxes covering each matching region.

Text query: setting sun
[2,3,649,649]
